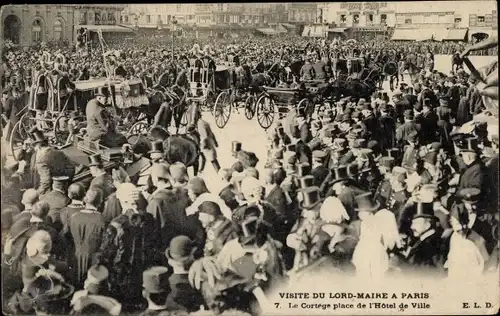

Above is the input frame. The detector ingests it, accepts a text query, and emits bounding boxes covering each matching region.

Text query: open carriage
[254,85,315,129]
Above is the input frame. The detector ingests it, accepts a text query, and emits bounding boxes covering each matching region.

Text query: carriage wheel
[202,90,215,112]
[127,121,149,136]
[214,91,231,129]
[256,94,275,130]
[297,99,314,119]
[9,111,36,160]
[244,95,257,120]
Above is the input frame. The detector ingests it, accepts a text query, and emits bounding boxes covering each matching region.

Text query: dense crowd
[1,33,499,316]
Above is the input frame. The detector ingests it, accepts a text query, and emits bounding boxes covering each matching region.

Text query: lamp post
[172,17,177,60]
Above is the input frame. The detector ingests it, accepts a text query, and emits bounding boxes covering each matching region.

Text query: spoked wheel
[214,91,231,129]
[9,111,36,160]
[297,98,314,119]
[244,94,257,120]
[127,121,149,136]
[256,94,275,129]
[202,90,215,113]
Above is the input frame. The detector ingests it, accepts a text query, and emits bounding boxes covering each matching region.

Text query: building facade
[1,4,124,46]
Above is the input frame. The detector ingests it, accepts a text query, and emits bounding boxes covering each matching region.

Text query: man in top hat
[149,140,167,164]
[400,191,445,273]
[374,156,395,206]
[325,165,364,220]
[287,186,324,272]
[388,166,411,228]
[419,98,438,145]
[88,154,115,201]
[396,110,421,149]
[164,236,205,312]
[311,150,329,188]
[198,201,238,257]
[378,102,396,150]
[453,138,489,194]
[85,87,127,148]
[139,266,171,316]
[41,176,71,232]
[29,129,76,195]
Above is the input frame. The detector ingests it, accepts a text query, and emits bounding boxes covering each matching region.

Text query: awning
[257,28,277,35]
[328,27,348,33]
[81,25,134,33]
[281,23,296,29]
[444,28,468,41]
[391,28,446,41]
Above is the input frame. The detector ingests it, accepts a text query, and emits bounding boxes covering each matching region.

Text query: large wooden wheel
[244,94,257,120]
[127,121,149,136]
[256,94,275,129]
[9,111,36,160]
[297,98,314,119]
[214,91,231,128]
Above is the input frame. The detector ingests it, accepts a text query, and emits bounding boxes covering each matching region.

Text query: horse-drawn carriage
[9,76,150,161]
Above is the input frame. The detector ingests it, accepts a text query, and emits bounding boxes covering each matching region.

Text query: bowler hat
[330,165,349,185]
[166,235,197,262]
[149,140,164,154]
[142,266,170,293]
[198,201,222,216]
[297,186,321,210]
[88,154,103,167]
[355,192,380,212]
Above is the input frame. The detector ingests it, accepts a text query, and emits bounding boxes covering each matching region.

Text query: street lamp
[172,17,177,60]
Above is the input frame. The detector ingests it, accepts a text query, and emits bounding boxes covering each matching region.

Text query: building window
[54,19,63,41]
[124,15,128,23]
[95,12,101,24]
[405,18,412,24]
[368,14,374,22]
[157,14,161,23]
[381,14,387,24]
[454,17,462,24]
[80,11,87,25]
[32,20,42,42]
[353,14,360,24]
[108,13,114,23]
[477,16,485,22]
[146,15,151,23]
[177,4,182,11]
[340,15,346,23]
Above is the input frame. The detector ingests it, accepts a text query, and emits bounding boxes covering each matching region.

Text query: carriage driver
[86,87,128,148]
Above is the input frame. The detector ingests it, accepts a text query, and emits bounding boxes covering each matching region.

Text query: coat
[86,99,111,141]
[299,122,312,144]
[146,187,205,250]
[419,110,438,144]
[166,274,205,312]
[42,189,70,232]
[89,173,116,201]
[395,121,421,147]
[311,164,329,188]
[203,218,238,257]
[405,229,445,272]
[378,116,396,150]
[459,160,488,194]
[32,147,76,195]
[265,185,292,243]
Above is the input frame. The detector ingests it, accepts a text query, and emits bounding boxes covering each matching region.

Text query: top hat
[31,129,47,145]
[355,192,380,212]
[88,154,103,167]
[149,140,164,154]
[198,201,222,216]
[386,148,400,159]
[330,165,349,185]
[299,175,315,189]
[166,235,197,262]
[297,163,311,177]
[142,266,170,294]
[347,163,359,177]
[460,137,479,153]
[413,201,435,220]
[297,186,321,210]
[95,86,110,97]
[232,141,242,153]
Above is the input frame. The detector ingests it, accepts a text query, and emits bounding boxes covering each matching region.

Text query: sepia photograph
[0,1,498,315]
